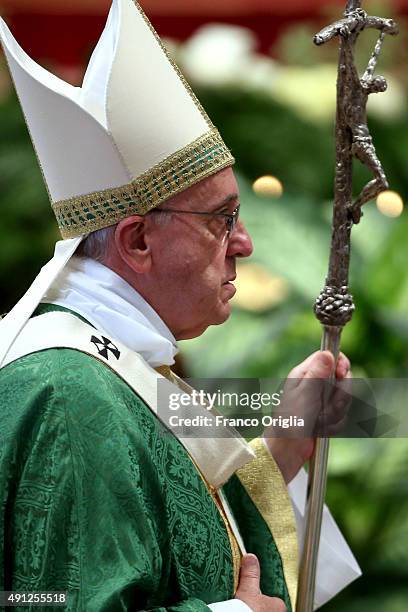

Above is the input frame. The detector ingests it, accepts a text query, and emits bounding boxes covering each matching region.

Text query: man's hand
[265,351,351,484]
[235,554,286,612]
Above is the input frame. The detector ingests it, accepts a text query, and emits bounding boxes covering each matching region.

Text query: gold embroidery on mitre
[236,438,299,610]
[53,128,234,239]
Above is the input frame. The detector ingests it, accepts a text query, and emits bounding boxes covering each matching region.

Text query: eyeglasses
[150,204,240,237]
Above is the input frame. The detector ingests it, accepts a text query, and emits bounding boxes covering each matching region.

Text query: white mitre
[0,0,234,365]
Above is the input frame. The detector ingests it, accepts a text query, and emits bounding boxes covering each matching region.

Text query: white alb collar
[42,256,178,368]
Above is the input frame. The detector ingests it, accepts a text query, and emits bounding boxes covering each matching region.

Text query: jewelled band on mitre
[52,128,235,239]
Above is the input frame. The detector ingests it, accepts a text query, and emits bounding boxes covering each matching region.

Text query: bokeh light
[233,262,289,311]
[376,190,404,218]
[252,175,283,198]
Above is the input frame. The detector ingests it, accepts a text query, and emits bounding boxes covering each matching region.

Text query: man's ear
[114,215,152,274]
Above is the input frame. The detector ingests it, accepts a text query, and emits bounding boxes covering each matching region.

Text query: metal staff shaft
[296,1,397,609]
[296,327,342,611]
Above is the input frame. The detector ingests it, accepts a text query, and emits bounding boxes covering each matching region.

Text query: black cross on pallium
[90,335,121,360]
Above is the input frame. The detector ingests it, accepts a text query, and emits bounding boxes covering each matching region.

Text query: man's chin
[199,304,232,333]
[176,302,232,340]
[214,302,232,325]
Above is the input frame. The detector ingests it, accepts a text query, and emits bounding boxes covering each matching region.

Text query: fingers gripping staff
[297,2,398,610]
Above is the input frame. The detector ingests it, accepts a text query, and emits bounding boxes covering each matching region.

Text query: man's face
[145,168,253,340]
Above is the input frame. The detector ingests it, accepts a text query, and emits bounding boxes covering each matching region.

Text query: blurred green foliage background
[1,1,408,609]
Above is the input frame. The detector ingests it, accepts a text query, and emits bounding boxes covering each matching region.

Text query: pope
[0,1,360,610]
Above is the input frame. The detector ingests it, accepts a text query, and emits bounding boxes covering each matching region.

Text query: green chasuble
[0,309,295,611]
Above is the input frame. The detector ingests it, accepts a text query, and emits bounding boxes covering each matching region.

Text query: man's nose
[226,220,253,258]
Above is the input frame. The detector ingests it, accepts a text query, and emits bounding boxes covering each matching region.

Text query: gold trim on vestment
[204,483,242,593]
[236,438,299,610]
[53,128,234,239]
